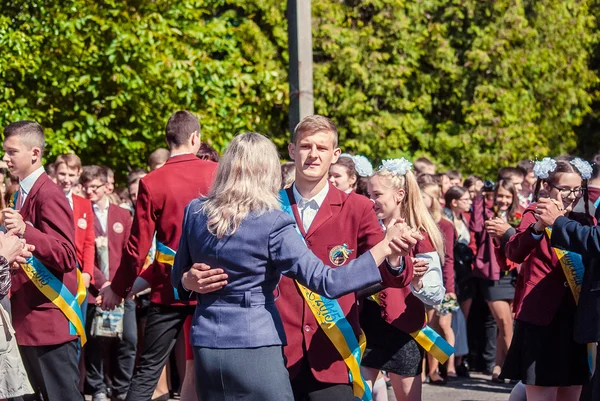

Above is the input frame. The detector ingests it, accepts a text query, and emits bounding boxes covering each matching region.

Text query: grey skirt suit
[171,199,385,401]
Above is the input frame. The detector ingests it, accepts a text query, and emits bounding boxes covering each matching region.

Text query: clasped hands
[384,218,424,266]
[534,193,567,230]
[0,231,35,269]
[484,217,511,239]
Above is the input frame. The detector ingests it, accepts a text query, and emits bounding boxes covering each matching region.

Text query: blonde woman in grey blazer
[172,132,417,401]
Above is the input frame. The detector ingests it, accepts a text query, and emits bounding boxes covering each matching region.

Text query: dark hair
[414,157,435,174]
[4,120,46,156]
[280,162,296,190]
[445,186,469,208]
[592,153,600,180]
[446,170,462,181]
[532,157,589,215]
[355,177,370,197]
[292,115,338,147]
[518,159,534,173]
[331,156,358,187]
[166,111,200,147]
[127,168,147,186]
[463,175,482,189]
[196,142,219,162]
[80,165,108,185]
[417,173,440,187]
[498,166,524,182]
[495,179,520,221]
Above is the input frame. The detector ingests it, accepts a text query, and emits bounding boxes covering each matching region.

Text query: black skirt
[479,273,516,302]
[500,295,590,386]
[360,299,424,377]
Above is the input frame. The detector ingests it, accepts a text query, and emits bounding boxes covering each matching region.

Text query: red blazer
[72,194,95,283]
[588,186,600,205]
[376,232,437,334]
[88,204,132,301]
[439,218,456,294]
[276,184,413,384]
[111,154,217,305]
[11,173,79,346]
[505,206,592,326]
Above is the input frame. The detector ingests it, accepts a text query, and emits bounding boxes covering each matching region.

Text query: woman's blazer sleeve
[268,213,383,298]
[171,202,193,298]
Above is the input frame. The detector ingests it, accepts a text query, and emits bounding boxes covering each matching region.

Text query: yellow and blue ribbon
[20,256,87,346]
[280,190,372,401]
[547,227,596,373]
[155,241,179,300]
[369,293,454,364]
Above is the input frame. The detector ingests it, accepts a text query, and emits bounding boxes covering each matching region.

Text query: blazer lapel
[304,184,344,240]
[20,173,48,218]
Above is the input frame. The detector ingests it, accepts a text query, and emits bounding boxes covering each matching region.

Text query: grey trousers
[193,345,294,401]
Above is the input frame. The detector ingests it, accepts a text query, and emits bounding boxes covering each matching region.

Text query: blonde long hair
[201,132,281,238]
[374,166,445,261]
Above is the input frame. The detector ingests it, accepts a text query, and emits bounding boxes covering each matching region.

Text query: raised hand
[411,257,429,291]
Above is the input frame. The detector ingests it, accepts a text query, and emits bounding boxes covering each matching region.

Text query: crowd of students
[0,111,599,401]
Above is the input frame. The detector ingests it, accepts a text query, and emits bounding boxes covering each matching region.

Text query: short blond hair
[202,132,281,238]
[54,154,82,172]
[292,115,338,147]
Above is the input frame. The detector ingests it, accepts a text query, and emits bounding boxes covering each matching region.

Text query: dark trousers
[18,339,83,401]
[85,299,137,397]
[125,303,194,401]
[290,358,353,401]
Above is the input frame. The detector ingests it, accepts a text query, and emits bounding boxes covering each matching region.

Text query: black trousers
[18,339,83,401]
[290,357,353,401]
[125,303,194,401]
[85,299,137,397]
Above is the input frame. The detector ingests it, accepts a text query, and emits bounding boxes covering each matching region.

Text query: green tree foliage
[0,0,598,178]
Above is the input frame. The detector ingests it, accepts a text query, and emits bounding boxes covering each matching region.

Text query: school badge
[329,244,353,266]
[113,222,124,234]
[77,218,87,230]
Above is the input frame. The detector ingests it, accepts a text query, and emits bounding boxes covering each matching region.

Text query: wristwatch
[529,223,544,236]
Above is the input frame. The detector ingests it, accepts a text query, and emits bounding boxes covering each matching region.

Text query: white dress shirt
[93,200,110,234]
[18,166,45,207]
[65,190,74,210]
[292,183,329,232]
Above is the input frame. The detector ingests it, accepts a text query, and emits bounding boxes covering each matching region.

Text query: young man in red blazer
[78,165,135,401]
[54,153,95,290]
[100,111,217,401]
[2,120,82,400]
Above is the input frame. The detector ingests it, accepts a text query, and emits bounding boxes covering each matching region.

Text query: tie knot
[299,198,315,210]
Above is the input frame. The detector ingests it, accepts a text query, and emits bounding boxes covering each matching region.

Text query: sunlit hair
[292,114,338,147]
[280,161,296,190]
[419,182,443,223]
[201,132,281,238]
[373,166,445,261]
[331,156,358,189]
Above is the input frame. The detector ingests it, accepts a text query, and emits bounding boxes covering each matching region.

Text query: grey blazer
[171,198,383,349]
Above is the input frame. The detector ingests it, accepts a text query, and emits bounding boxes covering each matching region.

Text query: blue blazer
[171,198,384,349]
[551,214,600,343]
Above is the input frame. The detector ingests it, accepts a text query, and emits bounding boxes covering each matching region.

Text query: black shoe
[428,374,447,386]
[456,364,470,378]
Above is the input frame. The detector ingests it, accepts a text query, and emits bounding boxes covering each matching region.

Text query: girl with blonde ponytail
[360,158,446,401]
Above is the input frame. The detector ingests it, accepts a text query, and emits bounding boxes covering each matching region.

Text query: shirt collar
[292,182,329,209]
[19,166,45,195]
[169,152,193,158]
[93,199,110,213]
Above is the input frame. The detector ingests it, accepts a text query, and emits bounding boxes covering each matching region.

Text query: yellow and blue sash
[154,241,180,300]
[369,293,454,364]
[11,193,87,345]
[546,227,596,373]
[280,190,372,401]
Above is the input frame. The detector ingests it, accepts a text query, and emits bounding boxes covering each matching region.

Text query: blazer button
[564,281,569,288]
[304,325,311,332]
[380,293,387,299]
[382,312,388,318]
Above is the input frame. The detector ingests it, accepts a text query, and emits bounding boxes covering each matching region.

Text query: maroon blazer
[439,218,456,294]
[276,184,413,384]
[88,204,132,301]
[470,193,516,280]
[589,186,600,205]
[111,154,217,305]
[11,173,79,346]
[72,194,95,283]
[505,206,592,326]
[376,232,437,334]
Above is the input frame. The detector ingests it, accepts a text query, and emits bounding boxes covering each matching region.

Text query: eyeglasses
[83,184,104,192]
[548,183,585,197]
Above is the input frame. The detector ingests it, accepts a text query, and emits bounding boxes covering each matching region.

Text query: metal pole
[288,0,314,137]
